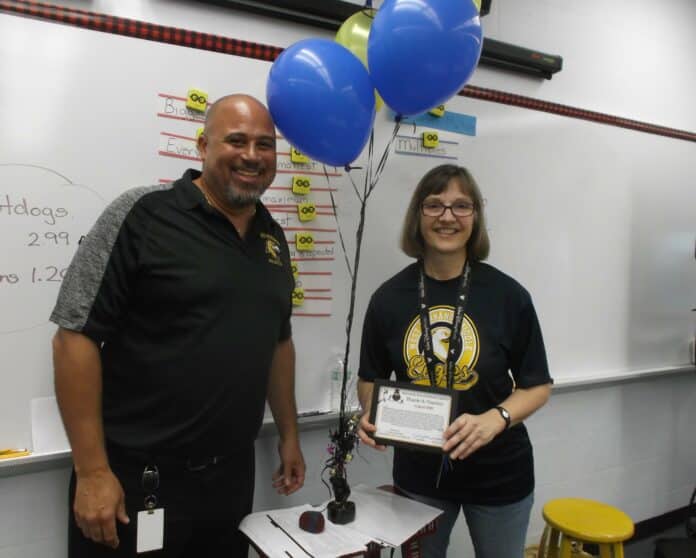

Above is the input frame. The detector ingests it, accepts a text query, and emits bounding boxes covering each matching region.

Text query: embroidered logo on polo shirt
[261,233,283,266]
[402,305,480,390]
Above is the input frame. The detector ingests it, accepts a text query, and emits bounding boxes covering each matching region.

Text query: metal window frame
[194,0,564,79]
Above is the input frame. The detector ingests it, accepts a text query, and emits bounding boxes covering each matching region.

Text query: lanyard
[418,260,472,389]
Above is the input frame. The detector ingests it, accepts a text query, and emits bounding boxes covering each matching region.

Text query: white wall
[1,1,695,557]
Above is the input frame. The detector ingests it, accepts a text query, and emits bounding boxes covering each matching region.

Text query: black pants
[68,444,254,558]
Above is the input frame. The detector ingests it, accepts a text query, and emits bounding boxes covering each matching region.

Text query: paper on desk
[346,484,443,546]
[241,486,442,557]
[239,509,305,558]
[240,504,370,558]
[270,505,371,558]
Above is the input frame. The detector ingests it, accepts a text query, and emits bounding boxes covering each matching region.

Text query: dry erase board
[1,8,695,450]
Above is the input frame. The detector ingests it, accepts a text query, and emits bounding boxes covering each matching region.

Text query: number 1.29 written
[0,266,68,286]
[31,266,68,282]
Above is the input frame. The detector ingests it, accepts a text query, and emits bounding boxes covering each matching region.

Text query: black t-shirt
[50,170,294,455]
[359,261,551,504]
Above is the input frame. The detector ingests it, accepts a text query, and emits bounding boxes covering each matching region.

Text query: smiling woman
[401,166,489,270]
[357,164,552,558]
[419,186,476,263]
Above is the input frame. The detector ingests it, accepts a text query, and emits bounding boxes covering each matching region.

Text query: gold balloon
[336,9,384,111]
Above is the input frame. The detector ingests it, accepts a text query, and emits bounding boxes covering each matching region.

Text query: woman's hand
[442,409,506,460]
[357,411,387,450]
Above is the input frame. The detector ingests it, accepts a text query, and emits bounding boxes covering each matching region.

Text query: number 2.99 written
[27,232,71,246]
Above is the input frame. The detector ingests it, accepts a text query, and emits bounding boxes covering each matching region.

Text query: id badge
[137,508,164,553]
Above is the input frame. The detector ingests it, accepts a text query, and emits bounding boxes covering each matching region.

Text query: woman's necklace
[418,259,472,389]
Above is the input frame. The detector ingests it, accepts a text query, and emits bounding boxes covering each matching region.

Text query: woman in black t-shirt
[357,164,553,558]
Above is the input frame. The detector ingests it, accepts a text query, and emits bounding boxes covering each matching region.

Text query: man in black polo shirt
[51,94,305,557]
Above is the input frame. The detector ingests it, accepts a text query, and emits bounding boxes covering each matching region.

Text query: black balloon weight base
[327,500,356,524]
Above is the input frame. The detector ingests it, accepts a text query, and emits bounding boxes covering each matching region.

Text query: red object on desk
[299,510,326,534]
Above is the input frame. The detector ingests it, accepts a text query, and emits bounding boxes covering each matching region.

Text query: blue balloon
[267,39,376,167]
[367,0,483,116]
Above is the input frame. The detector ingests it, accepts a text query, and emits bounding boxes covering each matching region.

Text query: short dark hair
[400,164,490,261]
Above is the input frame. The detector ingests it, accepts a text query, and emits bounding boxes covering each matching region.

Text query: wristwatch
[495,406,511,430]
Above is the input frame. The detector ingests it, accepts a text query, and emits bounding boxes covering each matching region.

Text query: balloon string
[330,129,374,429]
[328,122,397,463]
[364,129,375,201]
[340,122,397,424]
[366,120,400,200]
[323,165,354,280]
[339,162,369,427]
[344,164,365,203]
[368,121,401,188]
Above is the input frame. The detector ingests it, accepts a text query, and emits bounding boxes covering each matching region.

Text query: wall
[0,0,695,556]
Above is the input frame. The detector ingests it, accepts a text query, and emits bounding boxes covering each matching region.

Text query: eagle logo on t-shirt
[402,305,479,390]
[261,233,283,267]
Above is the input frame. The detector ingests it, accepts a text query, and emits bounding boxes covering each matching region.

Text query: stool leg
[559,535,573,558]
[548,528,561,558]
[598,544,612,558]
[610,543,624,558]
[538,526,550,558]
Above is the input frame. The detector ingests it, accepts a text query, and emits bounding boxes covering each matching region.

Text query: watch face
[497,406,510,425]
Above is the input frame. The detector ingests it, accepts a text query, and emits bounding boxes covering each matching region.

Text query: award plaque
[368,379,458,453]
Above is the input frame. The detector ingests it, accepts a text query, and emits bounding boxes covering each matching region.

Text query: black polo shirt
[51,169,294,455]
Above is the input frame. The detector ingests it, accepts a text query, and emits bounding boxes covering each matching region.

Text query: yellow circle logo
[402,305,479,390]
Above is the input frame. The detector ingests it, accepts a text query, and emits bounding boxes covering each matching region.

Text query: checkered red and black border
[461,85,695,143]
[0,0,281,61]
[1,0,694,143]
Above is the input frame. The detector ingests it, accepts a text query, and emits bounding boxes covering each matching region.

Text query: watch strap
[495,405,511,430]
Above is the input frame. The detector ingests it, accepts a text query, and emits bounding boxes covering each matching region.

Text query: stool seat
[543,498,634,543]
[537,498,634,558]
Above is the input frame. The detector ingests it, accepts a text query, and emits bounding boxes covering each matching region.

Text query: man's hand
[272,437,305,495]
[73,468,130,548]
[357,411,387,450]
[442,409,505,460]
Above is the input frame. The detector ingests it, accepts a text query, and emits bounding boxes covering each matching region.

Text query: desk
[363,520,436,558]
[250,525,435,558]
[364,485,436,558]
[241,485,440,558]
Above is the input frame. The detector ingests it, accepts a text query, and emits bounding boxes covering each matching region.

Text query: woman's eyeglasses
[421,201,475,218]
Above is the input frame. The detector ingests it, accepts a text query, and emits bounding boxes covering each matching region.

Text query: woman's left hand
[442,409,506,460]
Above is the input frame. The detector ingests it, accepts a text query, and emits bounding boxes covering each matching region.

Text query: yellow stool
[538,498,634,558]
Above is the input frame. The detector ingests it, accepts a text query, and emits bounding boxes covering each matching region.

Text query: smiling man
[51,94,305,558]
[195,95,277,223]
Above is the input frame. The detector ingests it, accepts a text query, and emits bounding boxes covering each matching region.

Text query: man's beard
[223,183,267,208]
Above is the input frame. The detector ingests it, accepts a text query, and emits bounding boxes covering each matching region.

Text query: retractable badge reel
[137,465,164,553]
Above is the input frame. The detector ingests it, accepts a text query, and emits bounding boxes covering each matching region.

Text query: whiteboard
[361,104,696,384]
[1,11,695,450]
